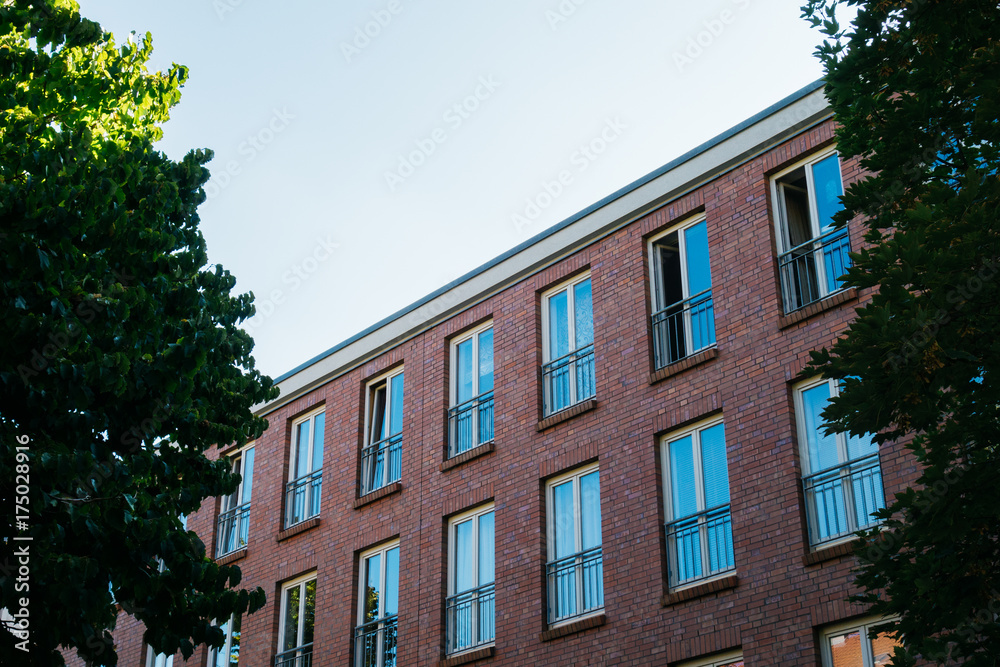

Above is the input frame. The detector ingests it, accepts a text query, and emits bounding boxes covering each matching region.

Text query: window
[361,369,404,495]
[449,324,495,457]
[649,215,716,368]
[209,613,241,667]
[276,574,316,667]
[772,150,851,313]
[217,445,254,557]
[355,542,399,667]
[661,418,735,588]
[796,378,886,547]
[677,651,744,667]
[821,618,901,667]
[286,410,324,528]
[446,505,495,655]
[546,463,603,625]
[145,648,173,667]
[541,274,595,416]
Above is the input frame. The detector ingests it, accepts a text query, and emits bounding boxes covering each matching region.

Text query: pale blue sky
[78,0,829,379]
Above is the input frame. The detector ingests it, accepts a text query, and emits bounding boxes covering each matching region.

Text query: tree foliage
[0,1,277,664]
[801,0,1000,664]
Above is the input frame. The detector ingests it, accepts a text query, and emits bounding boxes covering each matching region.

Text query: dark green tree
[801,0,1000,664]
[0,1,276,664]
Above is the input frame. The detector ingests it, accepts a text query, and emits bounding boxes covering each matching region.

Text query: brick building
[96,81,916,667]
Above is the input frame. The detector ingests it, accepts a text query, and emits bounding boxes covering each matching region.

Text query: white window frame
[208,612,241,667]
[355,540,400,667]
[145,648,173,667]
[820,616,901,667]
[545,462,603,626]
[217,444,254,557]
[677,650,744,667]
[361,368,405,494]
[540,273,596,416]
[286,408,325,527]
[277,573,316,663]
[660,416,735,590]
[448,322,495,457]
[647,214,716,367]
[794,377,885,548]
[446,503,496,655]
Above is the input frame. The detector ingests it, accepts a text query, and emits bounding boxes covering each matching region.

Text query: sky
[77,0,830,381]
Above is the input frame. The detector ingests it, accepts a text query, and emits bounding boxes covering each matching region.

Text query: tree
[0,1,277,664]
[801,0,1000,664]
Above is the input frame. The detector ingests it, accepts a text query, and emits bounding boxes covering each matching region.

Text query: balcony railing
[354,614,397,667]
[445,582,495,655]
[665,504,735,588]
[803,453,885,547]
[542,344,595,417]
[448,392,494,458]
[651,289,715,369]
[216,501,251,558]
[546,545,603,624]
[285,470,322,529]
[360,433,402,496]
[274,643,312,667]
[778,229,852,313]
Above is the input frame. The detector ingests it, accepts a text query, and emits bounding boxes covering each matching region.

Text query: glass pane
[370,385,386,442]
[828,630,864,667]
[553,480,576,559]
[228,613,241,667]
[700,423,730,507]
[669,436,698,519]
[389,373,404,436]
[478,329,494,394]
[871,630,902,666]
[364,553,381,622]
[548,290,569,359]
[847,430,878,461]
[802,383,840,472]
[457,339,474,404]
[385,547,399,616]
[241,449,254,503]
[811,154,844,234]
[653,232,683,310]
[580,471,601,551]
[302,579,315,646]
[295,421,310,479]
[684,221,711,295]
[479,511,495,585]
[282,586,300,651]
[455,519,474,593]
[213,618,230,667]
[574,279,594,349]
[311,413,324,473]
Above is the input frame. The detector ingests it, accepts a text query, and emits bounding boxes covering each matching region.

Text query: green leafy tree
[801,0,1000,664]
[0,1,276,664]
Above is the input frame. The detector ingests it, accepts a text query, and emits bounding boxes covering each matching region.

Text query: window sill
[215,547,247,566]
[779,288,857,329]
[649,347,718,385]
[441,441,495,472]
[661,573,738,606]
[440,645,495,667]
[537,398,598,432]
[803,538,857,566]
[540,612,605,642]
[277,517,320,542]
[354,481,403,509]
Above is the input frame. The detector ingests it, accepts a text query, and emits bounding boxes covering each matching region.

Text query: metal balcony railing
[546,546,603,624]
[651,289,715,369]
[542,345,595,417]
[274,643,312,667]
[354,614,397,667]
[445,582,495,655]
[360,433,402,496]
[778,229,852,313]
[285,470,322,529]
[216,501,251,558]
[665,504,735,588]
[448,392,494,458]
[803,453,885,547]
